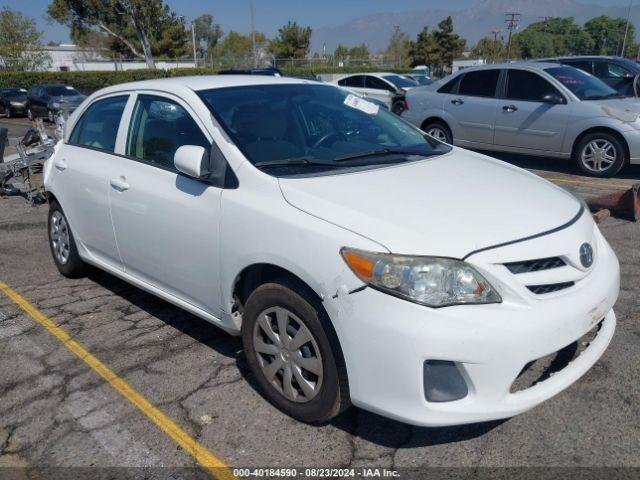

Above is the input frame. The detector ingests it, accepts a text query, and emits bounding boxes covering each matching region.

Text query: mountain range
[310,0,640,53]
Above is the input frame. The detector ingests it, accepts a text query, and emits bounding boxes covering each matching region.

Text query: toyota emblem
[579,243,594,268]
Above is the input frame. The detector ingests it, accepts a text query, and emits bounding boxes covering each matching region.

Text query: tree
[471,36,506,62]
[334,44,349,62]
[269,21,311,58]
[409,27,440,69]
[213,30,267,67]
[348,43,370,60]
[193,14,223,59]
[385,27,412,67]
[584,15,635,56]
[0,7,51,71]
[47,0,189,68]
[432,16,466,70]
[513,17,593,58]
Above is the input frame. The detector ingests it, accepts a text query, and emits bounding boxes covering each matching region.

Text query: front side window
[563,60,592,74]
[505,70,562,102]
[69,96,128,152]
[126,95,210,169]
[545,66,622,100]
[458,70,500,97]
[197,84,450,177]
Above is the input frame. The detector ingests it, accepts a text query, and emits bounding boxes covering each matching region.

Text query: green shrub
[0,66,413,93]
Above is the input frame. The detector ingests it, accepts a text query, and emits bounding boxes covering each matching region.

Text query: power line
[504,12,521,61]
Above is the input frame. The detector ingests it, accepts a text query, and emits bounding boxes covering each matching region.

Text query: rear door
[108,93,224,316]
[444,69,500,145]
[51,94,130,269]
[363,75,395,107]
[494,68,569,152]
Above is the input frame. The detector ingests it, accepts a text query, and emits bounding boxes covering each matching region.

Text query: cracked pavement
[0,156,639,477]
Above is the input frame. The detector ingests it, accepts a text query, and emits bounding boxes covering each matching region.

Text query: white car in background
[44,75,619,426]
[334,72,418,114]
[402,62,640,177]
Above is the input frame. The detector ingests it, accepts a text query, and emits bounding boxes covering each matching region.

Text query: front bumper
[324,216,619,426]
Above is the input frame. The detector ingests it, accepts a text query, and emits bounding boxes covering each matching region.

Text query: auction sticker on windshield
[344,93,379,115]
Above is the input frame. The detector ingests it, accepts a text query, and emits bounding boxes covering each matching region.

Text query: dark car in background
[26,84,86,122]
[0,88,28,118]
[538,56,640,97]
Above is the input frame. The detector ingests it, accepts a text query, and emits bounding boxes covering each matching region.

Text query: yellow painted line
[544,177,633,190]
[0,280,236,480]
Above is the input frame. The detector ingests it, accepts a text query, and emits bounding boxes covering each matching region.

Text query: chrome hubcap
[50,211,70,264]
[253,306,323,403]
[427,127,448,143]
[581,139,617,173]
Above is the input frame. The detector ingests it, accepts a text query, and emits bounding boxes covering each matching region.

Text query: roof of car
[451,62,562,72]
[96,74,314,95]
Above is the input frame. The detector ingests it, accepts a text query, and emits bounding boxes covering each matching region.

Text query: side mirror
[541,93,564,105]
[174,145,209,179]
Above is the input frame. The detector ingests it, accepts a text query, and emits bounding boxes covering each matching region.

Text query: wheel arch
[571,126,630,162]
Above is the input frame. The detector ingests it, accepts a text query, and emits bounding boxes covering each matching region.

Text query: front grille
[504,256,566,274]
[527,282,574,295]
[510,320,603,393]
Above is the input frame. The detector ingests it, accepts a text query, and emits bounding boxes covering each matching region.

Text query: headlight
[341,248,501,307]
[51,102,60,109]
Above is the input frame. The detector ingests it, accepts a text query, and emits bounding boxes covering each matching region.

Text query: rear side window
[365,76,394,91]
[126,95,210,170]
[69,96,128,152]
[458,70,500,97]
[505,70,562,102]
[437,76,459,94]
[338,75,364,88]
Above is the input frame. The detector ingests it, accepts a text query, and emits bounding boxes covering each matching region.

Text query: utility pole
[250,0,257,68]
[191,22,197,67]
[621,0,633,58]
[504,12,520,61]
[491,29,500,63]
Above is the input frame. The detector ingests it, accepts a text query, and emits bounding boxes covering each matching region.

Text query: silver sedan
[402,62,640,177]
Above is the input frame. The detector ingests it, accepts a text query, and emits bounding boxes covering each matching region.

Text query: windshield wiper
[334,147,440,162]
[254,157,351,169]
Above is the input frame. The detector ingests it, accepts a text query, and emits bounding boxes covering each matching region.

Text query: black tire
[422,120,453,144]
[47,201,87,278]
[573,132,628,178]
[27,108,33,121]
[391,100,406,116]
[241,278,350,423]
[47,110,55,123]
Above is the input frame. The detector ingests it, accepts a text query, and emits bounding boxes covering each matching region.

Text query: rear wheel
[423,120,452,144]
[241,279,350,423]
[573,132,627,177]
[48,201,87,278]
[47,109,55,123]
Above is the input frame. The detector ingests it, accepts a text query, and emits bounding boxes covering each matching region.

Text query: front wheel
[573,132,627,178]
[423,121,453,144]
[27,108,33,121]
[48,201,87,278]
[47,110,56,123]
[241,280,350,423]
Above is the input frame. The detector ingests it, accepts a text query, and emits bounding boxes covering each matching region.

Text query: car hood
[278,149,581,258]
[592,97,640,122]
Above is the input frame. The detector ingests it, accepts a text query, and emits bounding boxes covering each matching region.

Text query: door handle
[54,158,67,171]
[502,104,518,112]
[451,98,464,105]
[109,177,129,192]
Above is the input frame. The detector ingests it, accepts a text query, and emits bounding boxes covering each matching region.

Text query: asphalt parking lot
[1,116,639,479]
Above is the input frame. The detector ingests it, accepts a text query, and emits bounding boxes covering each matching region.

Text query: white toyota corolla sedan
[44,75,619,426]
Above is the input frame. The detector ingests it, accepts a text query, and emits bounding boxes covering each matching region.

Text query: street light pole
[621,0,633,58]
[191,22,197,67]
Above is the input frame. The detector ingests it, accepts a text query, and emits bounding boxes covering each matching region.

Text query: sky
[0,0,634,44]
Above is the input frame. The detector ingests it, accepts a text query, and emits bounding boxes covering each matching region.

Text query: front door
[494,69,569,152]
[51,94,129,269]
[363,76,395,108]
[444,68,501,146]
[108,93,223,316]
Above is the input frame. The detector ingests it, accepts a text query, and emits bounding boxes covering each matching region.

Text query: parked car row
[0,84,86,122]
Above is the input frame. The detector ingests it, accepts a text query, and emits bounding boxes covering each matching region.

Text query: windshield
[1,89,26,99]
[197,84,449,176]
[382,75,419,88]
[545,66,622,100]
[46,86,80,97]
[413,76,433,86]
